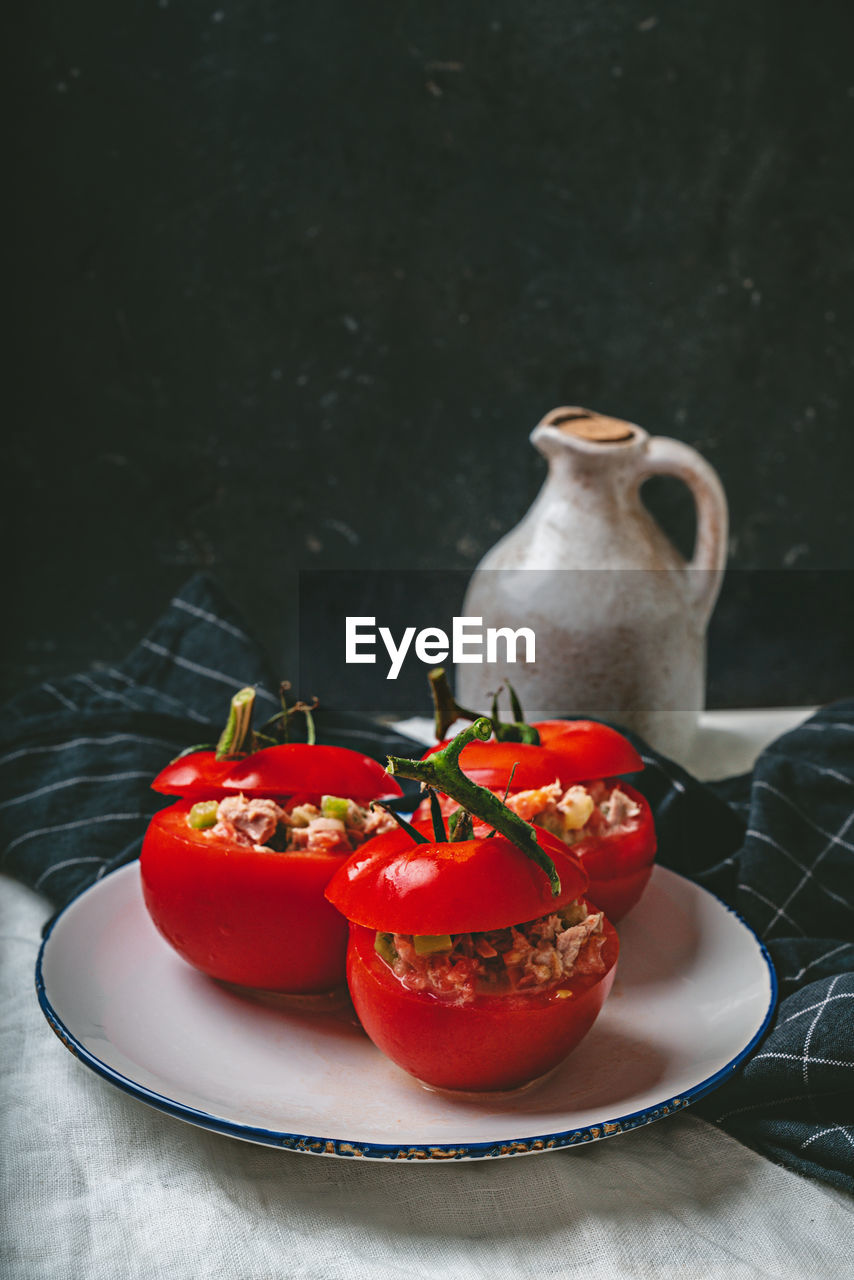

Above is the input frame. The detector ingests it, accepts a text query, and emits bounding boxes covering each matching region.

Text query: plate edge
[34,862,779,1162]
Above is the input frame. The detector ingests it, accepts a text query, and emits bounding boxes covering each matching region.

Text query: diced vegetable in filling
[194,793,397,853]
[503,780,641,845]
[374,902,606,1005]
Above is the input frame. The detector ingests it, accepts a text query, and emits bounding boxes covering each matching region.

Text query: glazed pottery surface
[459,407,728,763]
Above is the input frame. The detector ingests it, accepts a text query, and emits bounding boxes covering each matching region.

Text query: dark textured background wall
[8,0,854,708]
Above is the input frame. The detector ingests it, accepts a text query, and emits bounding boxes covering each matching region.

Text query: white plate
[36,863,776,1161]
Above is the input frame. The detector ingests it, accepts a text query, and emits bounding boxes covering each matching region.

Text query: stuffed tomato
[327,823,618,1092]
[420,719,655,922]
[140,694,402,993]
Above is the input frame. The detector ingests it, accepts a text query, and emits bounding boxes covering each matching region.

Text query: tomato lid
[534,720,644,781]
[325,824,588,934]
[423,721,643,790]
[152,743,402,802]
[151,751,233,799]
[221,743,402,802]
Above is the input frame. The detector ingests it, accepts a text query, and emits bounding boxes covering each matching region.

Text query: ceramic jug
[457,407,728,763]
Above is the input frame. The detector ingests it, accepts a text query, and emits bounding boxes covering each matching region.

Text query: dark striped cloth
[0,575,421,908]
[626,709,854,1195]
[1,573,853,1194]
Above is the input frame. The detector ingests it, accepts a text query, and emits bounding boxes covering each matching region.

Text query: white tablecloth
[3,710,852,1279]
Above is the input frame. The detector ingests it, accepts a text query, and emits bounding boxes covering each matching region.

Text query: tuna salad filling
[187,793,397,853]
[503,779,641,846]
[374,902,606,1005]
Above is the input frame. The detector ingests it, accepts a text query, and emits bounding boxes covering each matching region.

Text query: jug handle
[632,436,728,624]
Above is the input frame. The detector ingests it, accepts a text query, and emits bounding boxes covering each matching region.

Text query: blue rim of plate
[35,863,778,1162]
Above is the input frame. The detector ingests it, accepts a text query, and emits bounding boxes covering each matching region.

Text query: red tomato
[415,787,655,923]
[574,783,656,921]
[141,800,351,992]
[345,917,618,1092]
[327,826,589,934]
[418,723,652,921]
[326,828,617,1091]
[152,743,402,804]
[144,744,400,991]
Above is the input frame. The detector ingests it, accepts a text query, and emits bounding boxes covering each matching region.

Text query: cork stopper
[542,406,636,443]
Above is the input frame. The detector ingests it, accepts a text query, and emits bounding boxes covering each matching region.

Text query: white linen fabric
[3,875,852,1280]
[5,576,851,1190]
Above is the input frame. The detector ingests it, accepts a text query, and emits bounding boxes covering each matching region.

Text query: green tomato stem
[427,668,540,746]
[258,684,318,746]
[302,701,317,746]
[427,788,448,842]
[448,808,473,842]
[370,801,430,844]
[506,680,525,725]
[215,687,256,760]
[428,667,480,740]
[386,718,560,895]
[168,741,216,764]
